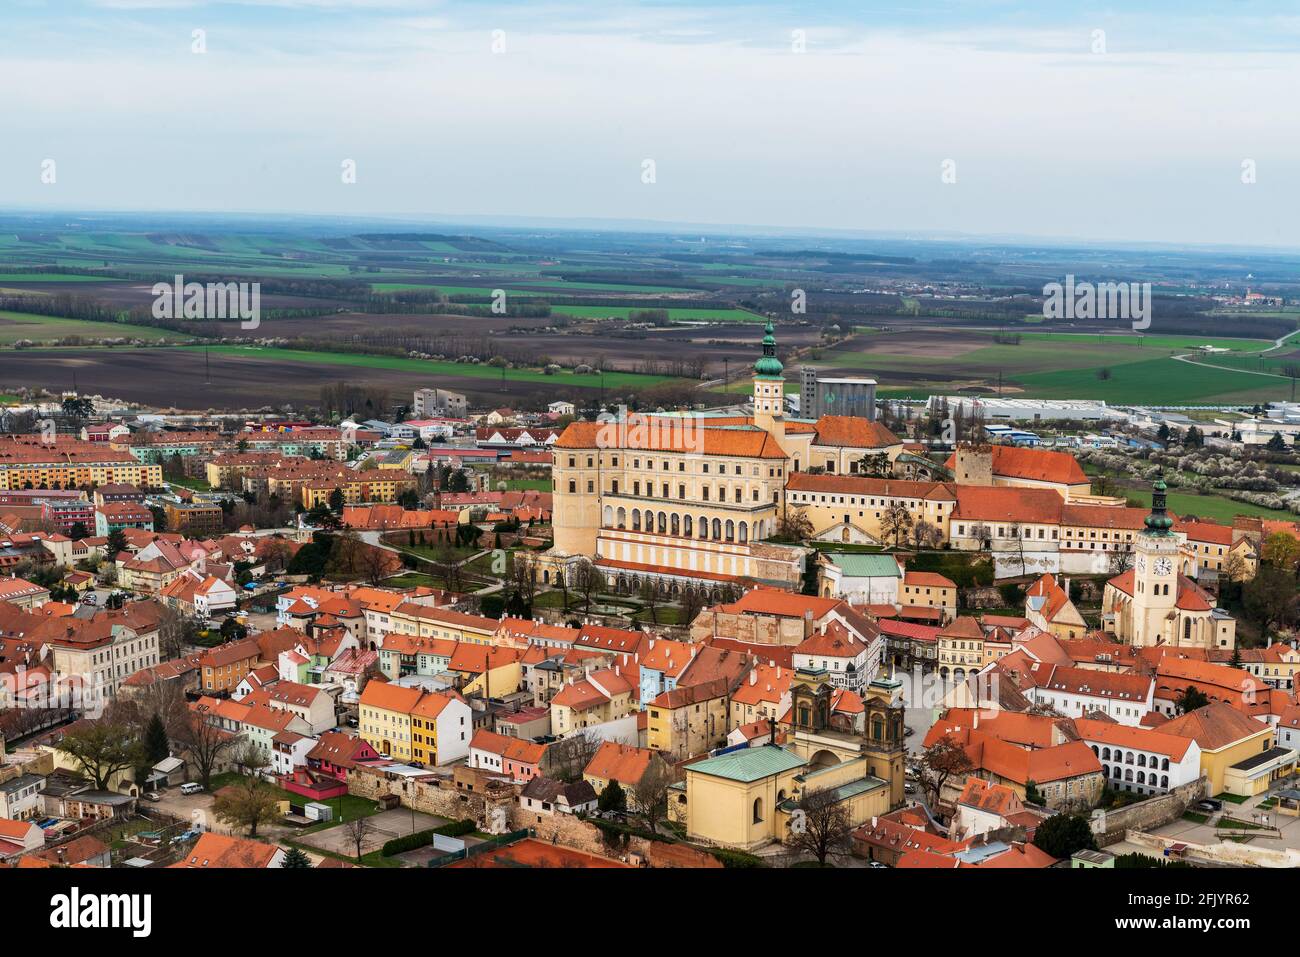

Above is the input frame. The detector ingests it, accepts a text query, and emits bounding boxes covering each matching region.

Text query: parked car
[1196,799,1222,812]
[179,782,204,795]
[867,861,889,869]
[143,791,162,803]
[80,593,98,605]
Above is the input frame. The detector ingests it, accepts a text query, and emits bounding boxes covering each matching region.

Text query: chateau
[546,323,904,594]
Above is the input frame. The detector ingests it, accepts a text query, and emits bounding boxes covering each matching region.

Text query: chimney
[750,670,757,686]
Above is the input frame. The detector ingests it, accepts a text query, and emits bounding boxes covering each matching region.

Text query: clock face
[1154,558,1172,576]
[1136,556,1146,574]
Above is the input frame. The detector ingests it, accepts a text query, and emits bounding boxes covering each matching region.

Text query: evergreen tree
[144,713,170,765]
[1032,813,1097,859]
[280,846,312,869]
[598,779,627,814]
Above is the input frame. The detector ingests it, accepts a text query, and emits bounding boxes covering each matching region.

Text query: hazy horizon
[4,0,1300,247]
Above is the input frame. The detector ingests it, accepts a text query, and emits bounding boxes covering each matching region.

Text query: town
[0,324,1296,878]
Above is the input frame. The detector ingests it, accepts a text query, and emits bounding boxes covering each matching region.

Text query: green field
[185,344,673,389]
[1164,491,1291,523]
[0,272,125,283]
[838,330,1289,404]
[0,310,181,345]
[370,281,690,296]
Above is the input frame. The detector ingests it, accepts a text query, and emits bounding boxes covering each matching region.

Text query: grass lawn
[1163,490,1294,523]
[1214,792,1251,805]
[502,478,551,491]
[166,476,212,492]
[383,572,441,588]
[184,344,674,390]
[1181,811,1210,824]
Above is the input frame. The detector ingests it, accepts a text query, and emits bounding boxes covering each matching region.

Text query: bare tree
[574,558,602,614]
[777,506,814,541]
[211,742,280,837]
[787,786,854,867]
[343,815,376,860]
[543,730,604,782]
[510,552,538,607]
[639,577,662,624]
[630,758,675,836]
[175,713,240,789]
[881,502,914,548]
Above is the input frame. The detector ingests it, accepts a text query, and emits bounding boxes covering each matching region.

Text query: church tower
[1131,474,1180,646]
[752,320,786,441]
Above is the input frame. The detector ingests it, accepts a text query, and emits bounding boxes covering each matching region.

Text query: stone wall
[1089,776,1207,847]
[346,765,515,828]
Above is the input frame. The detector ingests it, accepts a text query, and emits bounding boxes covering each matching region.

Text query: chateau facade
[547,323,903,593]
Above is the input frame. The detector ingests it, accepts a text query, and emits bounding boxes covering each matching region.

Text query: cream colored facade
[547,327,903,591]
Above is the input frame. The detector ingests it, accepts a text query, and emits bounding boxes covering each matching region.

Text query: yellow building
[937,616,985,683]
[1162,702,1284,797]
[358,681,424,761]
[300,474,415,508]
[785,473,955,546]
[0,438,163,491]
[647,678,732,761]
[550,668,635,735]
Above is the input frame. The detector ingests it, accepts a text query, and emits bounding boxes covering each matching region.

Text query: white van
[179,782,204,795]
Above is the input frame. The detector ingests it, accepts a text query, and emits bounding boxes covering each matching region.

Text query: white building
[1076,719,1203,798]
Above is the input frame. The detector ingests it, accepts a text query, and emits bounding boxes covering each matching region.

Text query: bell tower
[752,320,786,441]
[1132,474,1180,646]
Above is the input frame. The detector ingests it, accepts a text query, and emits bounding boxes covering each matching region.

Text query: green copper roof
[688,745,806,783]
[1144,474,1174,536]
[754,320,784,378]
[824,553,902,578]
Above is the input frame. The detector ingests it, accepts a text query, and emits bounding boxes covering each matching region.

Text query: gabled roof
[944,445,1087,486]
[584,741,657,786]
[812,415,901,450]
[470,728,547,765]
[1160,702,1270,751]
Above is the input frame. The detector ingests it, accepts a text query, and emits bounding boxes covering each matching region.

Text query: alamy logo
[151,274,261,329]
[1042,274,1151,330]
[49,888,151,938]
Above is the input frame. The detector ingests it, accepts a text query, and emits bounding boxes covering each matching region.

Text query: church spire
[754,319,784,379]
[1143,474,1174,537]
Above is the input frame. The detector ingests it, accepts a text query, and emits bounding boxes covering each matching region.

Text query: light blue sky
[3,0,1299,246]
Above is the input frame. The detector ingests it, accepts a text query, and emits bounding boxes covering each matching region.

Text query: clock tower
[1130,475,1180,645]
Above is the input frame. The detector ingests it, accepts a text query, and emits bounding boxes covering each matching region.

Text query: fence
[427,828,532,868]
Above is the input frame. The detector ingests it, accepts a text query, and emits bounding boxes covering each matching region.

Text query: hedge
[381,818,477,857]
[709,847,766,868]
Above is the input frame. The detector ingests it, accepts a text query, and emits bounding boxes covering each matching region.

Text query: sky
[2,0,1300,247]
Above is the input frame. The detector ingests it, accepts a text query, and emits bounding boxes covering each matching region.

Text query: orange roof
[1026,573,1071,623]
[730,661,791,707]
[1074,717,1193,761]
[938,616,983,641]
[812,415,901,450]
[584,741,655,787]
[470,728,547,765]
[1159,701,1270,750]
[554,420,788,459]
[1174,518,1234,545]
[795,620,869,659]
[172,832,281,868]
[1061,504,1152,530]
[786,471,956,500]
[410,689,467,721]
[952,486,1064,525]
[904,571,956,589]
[359,681,424,715]
[714,585,841,620]
[944,445,1087,486]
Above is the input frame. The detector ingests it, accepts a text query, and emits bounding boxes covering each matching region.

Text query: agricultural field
[0,310,182,344]
[546,304,763,322]
[816,328,1291,405]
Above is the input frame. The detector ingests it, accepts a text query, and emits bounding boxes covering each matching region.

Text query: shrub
[381,818,477,856]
